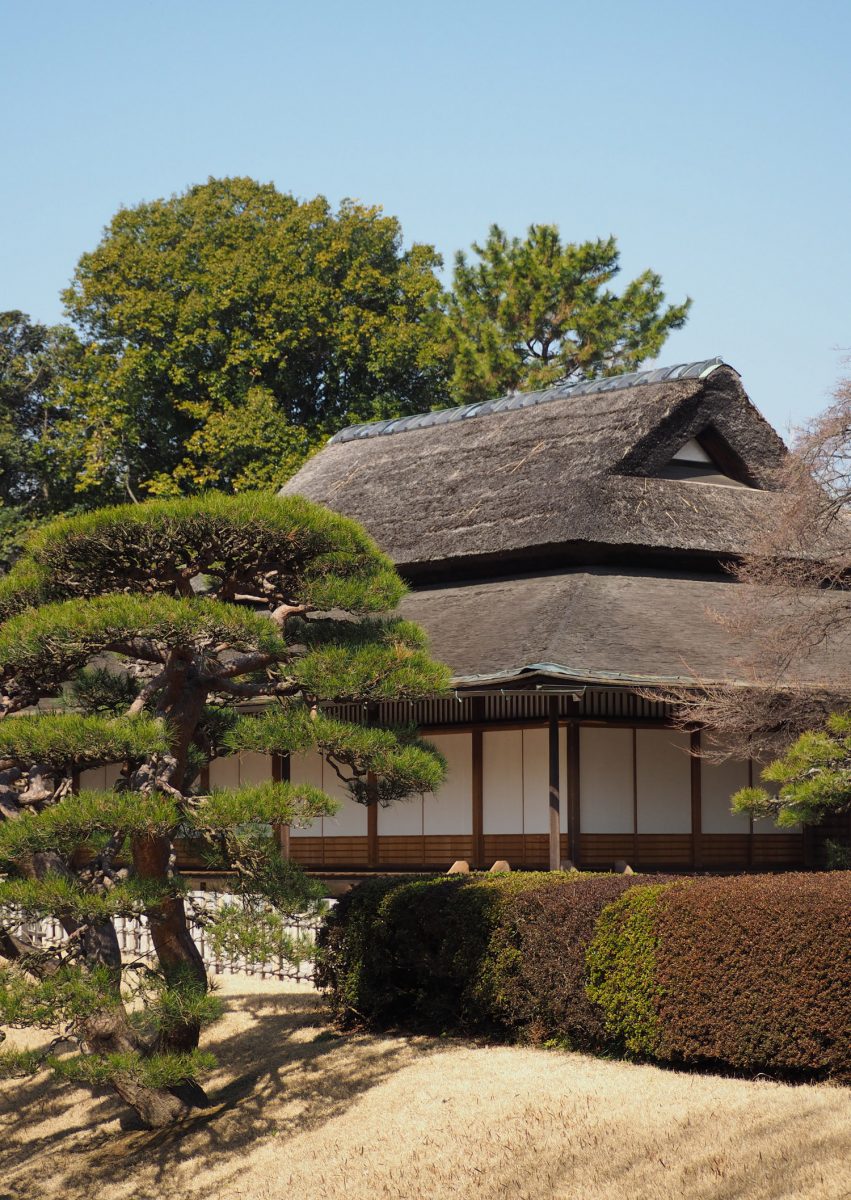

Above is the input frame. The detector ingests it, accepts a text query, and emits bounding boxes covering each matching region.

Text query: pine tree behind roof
[0,493,449,1128]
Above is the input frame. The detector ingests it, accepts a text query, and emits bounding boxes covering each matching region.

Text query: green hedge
[319,871,851,1081]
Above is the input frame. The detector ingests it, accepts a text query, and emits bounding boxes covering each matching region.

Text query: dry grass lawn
[1,974,849,1200]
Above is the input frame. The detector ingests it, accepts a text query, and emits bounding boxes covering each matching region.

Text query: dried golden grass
[1,974,849,1200]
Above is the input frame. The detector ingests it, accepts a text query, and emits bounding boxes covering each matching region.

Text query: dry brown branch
[668,364,851,755]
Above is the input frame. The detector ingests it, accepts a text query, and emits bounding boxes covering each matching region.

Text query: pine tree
[733,712,851,829]
[447,224,691,403]
[0,493,448,1127]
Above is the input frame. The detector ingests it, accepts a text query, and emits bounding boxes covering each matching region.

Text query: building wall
[154,723,804,872]
[482,728,568,835]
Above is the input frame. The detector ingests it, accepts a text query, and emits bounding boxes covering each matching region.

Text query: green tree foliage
[0,312,85,568]
[61,177,450,498]
[732,711,851,828]
[0,492,448,1127]
[446,224,691,403]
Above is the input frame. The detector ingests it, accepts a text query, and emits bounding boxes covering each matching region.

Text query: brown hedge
[483,874,666,1047]
[319,870,851,1082]
[651,873,851,1078]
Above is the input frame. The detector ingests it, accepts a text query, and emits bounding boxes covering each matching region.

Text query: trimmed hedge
[482,873,667,1047]
[319,871,851,1082]
[317,871,660,1041]
[316,873,555,1031]
[586,884,668,1057]
[651,873,851,1077]
[585,873,851,1078]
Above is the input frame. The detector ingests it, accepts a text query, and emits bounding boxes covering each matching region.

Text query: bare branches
[673,364,851,752]
[210,651,279,680]
[106,638,167,665]
[270,603,312,629]
[126,667,169,716]
[206,676,300,701]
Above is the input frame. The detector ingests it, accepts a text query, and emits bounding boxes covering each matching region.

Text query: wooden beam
[567,722,581,868]
[366,700,379,868]
[367,781,379,868]
[548,696,561,871]
[632,728,639,869]
[690,729,702,870]
[273,752,291,861]
[472,727,484,870]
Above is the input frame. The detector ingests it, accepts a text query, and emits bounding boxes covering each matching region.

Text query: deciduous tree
[62,177,450,499]
[671,367,851,827]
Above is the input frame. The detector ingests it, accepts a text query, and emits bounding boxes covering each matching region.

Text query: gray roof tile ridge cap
[327,357,732,444]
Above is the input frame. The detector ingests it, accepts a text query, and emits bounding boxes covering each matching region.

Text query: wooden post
[472,729,484,870]
[632,728,639,869]
[273,752,291,860]
[690,729,702,870]
[472,697,485,869]
[366,701,379,869]
[548,696,561,871]
[367,778,379,868]
[567,722,581,868]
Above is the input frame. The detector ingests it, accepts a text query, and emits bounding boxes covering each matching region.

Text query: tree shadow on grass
[482,1076,851,1200]
[0,981,442,1200]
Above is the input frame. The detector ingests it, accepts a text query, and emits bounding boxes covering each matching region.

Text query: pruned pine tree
[0,493,448,1127]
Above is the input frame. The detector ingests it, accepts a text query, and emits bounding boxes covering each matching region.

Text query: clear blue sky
[2,0,849,435]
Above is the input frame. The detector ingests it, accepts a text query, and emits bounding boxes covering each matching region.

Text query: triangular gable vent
[657,432,754,487]
[672,437,713,464]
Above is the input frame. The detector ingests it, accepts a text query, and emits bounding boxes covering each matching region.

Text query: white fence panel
[7,890,330,982]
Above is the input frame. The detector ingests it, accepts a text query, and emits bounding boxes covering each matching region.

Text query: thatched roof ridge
[328,357,728,444]
[283,361,789,572]
[399,568,846,688]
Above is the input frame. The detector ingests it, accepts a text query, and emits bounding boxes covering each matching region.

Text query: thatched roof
[283,360,788,575]
[398,567,847,688]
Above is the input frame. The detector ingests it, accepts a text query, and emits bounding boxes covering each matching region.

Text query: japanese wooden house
[85,358,838,875]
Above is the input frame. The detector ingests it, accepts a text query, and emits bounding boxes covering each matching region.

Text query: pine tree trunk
[28,851,123,982]
[131,836,207,996]
[83,1009,207,1127]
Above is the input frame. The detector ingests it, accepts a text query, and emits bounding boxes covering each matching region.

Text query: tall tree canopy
[0,493,448,1127]
[62,177,450,499]
[446,225,691,403]
[0,313,84,567]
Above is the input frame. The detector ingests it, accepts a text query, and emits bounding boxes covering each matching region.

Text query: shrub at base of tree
[319,871,851,1082]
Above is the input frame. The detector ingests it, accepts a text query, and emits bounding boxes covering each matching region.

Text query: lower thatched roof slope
[283,362,788,573]
[398,568,847,688]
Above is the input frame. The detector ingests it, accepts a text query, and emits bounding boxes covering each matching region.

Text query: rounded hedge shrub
[650,873,851,1078]
[318,871,661,1038]
[319,870,851,1083]
[482,873,665,1047]
[316,872,556,1031]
